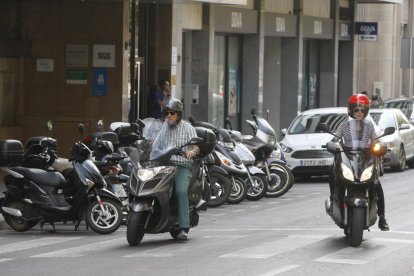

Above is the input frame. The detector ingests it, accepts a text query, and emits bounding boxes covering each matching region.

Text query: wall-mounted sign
[93,68,108,96]
[215,6,257,34]
[66,44,88,67]
[264,13,296,37]
[93,45,115,67]
[66,68,87,84]
[36,58,54,72]
[355,22,378,41]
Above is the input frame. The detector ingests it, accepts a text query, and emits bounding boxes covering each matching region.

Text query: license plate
[300,160,327,166]
[112,184,127,198]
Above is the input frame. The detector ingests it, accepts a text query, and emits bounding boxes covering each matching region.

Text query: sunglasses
[354,108,365,113]
[164,111,176,116]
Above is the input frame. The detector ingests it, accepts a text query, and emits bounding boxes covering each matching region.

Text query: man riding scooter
[328,93,389,231]
[151,98,200,240]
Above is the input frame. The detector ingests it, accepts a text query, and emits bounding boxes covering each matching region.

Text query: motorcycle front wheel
[207,172,231,207]
[245,174,267,201]
[227,176,247,204]
[126,212,146,246]
[86,198,122,234]
[348,207,364,247]
[265,163,294,198]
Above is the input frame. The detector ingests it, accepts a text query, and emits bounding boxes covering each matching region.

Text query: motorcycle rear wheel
[265,163,294,198]
[126,212,146,246]
[3,200,38,232]
[349,208,364,247]
[245,174,267,201]
[227,176,247,204]
[207,172,231,207]
[86,198,122,234]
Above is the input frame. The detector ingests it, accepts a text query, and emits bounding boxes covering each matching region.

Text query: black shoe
[378,216,389,231]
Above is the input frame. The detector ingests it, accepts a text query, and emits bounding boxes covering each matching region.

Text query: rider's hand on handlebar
[185,150,197,159]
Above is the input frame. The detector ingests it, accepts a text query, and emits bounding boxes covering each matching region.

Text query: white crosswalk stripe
[0,237,84,255]
[219,235,330,259]
[257,265,301,276]
[314,238,414,264]
[32,237,125,257]
[124,234,246,258]
[0,258,14,263]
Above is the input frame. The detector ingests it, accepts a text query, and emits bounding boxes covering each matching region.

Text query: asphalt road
[0,169,414,276]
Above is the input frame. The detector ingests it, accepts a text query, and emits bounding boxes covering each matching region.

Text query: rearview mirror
[383,127,395,136]
[78,124,85,140]
[251,108,256,116]
[189,137,203,144]
[225,118,232,130]
[326,142,340,154]
[47,120,53,131]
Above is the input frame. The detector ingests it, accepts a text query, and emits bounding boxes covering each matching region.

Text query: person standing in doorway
[153,79,171,119]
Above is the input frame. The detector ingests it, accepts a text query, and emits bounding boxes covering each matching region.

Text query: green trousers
[174,164,192,229]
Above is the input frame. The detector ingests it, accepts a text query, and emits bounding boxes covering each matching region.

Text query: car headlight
[385,141,395,149]
[280,143,293,153]
[360,165,374,182]
[218,141,234,149]
[341,163,354,181]
[137,166,173,181]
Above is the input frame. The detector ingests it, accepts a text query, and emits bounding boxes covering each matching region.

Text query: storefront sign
[339,21,352,40]
[66,68,87,85]
[215,6,257,34]
[36,58,54,72]
[93,68,108,96]
[66,44,88,67]
[93,44,115,67]
[355,22,378,41]
[264,13,296,37]
[303,16,333,39]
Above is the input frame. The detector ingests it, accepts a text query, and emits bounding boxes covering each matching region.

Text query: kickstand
[74,220,81,231]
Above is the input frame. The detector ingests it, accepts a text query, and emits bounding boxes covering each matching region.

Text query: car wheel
[392,146,406,172]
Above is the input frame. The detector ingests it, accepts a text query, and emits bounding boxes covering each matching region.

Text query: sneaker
[177,229,188,240]
[378,216,389,231]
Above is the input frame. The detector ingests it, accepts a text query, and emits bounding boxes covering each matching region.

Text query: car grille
[291,150,333,159]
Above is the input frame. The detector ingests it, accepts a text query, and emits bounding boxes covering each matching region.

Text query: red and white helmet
[347,94,370,118]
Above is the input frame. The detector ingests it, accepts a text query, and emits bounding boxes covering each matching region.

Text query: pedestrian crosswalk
[0,231,413,267]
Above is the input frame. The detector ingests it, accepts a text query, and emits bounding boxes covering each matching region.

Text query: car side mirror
[326,142,339,154]
[281,128,287,136]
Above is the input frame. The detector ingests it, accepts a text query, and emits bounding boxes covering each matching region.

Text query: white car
[279,107,381,179]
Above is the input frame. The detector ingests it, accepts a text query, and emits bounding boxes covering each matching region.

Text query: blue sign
[93,67,108,96]
[354,22,378,35]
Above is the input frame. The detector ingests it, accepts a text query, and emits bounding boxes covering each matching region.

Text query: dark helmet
[347,94,370,118]
[164,98,183,112]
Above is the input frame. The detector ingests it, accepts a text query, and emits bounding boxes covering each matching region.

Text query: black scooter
[126,134,210,246]
[320,123,394,247]
[0,124,123,234]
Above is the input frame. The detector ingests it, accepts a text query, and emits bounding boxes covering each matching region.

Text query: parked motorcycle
[238,109,294,198]
[126,135,208,246]
[188,118,249,204]
[0,123,123,234]
[320,123,394,247]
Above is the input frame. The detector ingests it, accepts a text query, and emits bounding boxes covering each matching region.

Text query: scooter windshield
[149,144,177,162]
[75,159,103,186]
[256,117,277,137]
[142,118,163,142]
[343,120,372,151]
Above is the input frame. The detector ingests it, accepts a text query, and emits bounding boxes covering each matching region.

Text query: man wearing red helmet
[328,93,389,231]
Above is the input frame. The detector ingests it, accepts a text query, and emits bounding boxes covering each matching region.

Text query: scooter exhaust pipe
[2,207,23,217]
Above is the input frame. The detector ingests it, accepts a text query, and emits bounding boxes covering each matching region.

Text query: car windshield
[288,113,348,134]
[370,112,396,130]
[383,101,413,119]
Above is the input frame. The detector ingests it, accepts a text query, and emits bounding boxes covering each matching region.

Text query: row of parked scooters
[0,109,294,245]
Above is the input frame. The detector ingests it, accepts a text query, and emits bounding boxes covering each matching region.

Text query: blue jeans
[174,164,192,229]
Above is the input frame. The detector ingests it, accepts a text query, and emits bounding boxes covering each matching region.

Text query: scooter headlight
[341,163,354,181]
[215,151,234,167]
[268,136,277,146]
[137,166,173,181]
[360,164,374,182]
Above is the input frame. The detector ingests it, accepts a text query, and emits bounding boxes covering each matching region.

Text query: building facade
[0,0,407,157]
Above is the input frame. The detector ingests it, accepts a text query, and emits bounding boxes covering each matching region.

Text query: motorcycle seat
[12,167,66,188]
